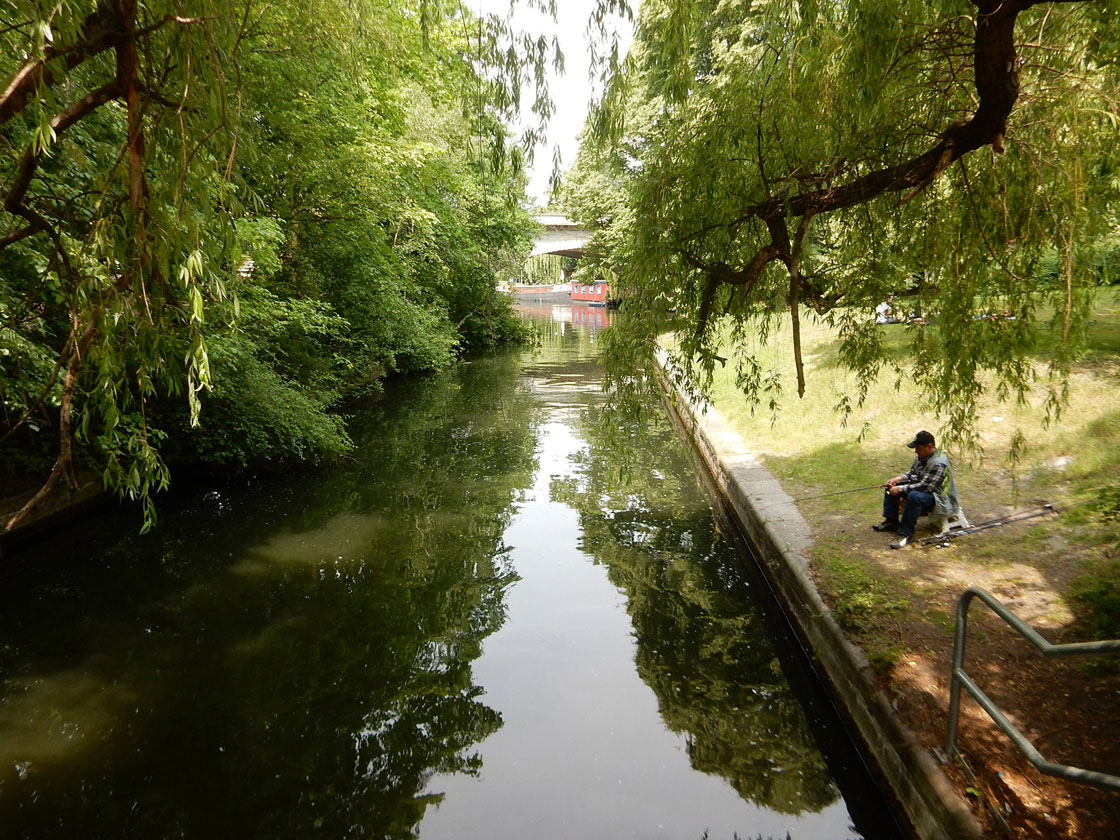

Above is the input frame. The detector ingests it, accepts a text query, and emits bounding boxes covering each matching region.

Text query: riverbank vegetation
[701,288,1120,636]
[1,0,554,530]
[563,0,1118,446]
[562,0,1120,635]
[700,288,1120,840]
[563,0,1120,695]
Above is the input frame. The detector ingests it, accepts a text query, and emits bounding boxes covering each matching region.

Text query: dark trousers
[882,488,935,538]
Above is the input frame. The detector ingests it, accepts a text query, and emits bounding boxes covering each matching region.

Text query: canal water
[0,302,900,839]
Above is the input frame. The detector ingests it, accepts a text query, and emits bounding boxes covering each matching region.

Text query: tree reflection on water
[0,323,851,839]
[550,406,841,817]
[0,352,537,839]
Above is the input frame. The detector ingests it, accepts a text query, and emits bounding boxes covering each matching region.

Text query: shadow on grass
[763,440,888,499]
[804,323,917,373]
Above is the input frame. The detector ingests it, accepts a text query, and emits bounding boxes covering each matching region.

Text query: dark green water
[0,303,898,839]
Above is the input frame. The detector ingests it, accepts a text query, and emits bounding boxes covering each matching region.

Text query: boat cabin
[570,280,610,305]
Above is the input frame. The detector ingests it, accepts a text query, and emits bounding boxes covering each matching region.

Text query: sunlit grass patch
[696,287,1120,638]
[705,291,1118,494]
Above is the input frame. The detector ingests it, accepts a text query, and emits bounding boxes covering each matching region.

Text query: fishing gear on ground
[919,499,1096,546]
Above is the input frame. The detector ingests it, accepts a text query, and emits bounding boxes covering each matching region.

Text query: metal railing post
[945,586,1120,792]
[945,589,975,754]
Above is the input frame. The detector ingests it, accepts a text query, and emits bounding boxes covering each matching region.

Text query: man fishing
[871,430,959,549]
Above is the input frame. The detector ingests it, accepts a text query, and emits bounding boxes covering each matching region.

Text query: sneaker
[890,536,911,550]
[871,520,898,532]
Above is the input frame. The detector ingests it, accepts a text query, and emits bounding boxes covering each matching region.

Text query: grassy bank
[702,288,1120,648]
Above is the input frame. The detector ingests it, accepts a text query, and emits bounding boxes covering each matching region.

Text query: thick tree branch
[5,315,97,533]
[0,4,207,128]
[0,223,43,248]
[682,244,780,339]
[673,0,1061,399]
[746,0,1029,221]
[3,81,123,220]
[0,1,124,127]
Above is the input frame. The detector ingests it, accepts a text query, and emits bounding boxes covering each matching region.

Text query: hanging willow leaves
[1,0,245,530]
[576,0,1119,451]
[1,0,562,532]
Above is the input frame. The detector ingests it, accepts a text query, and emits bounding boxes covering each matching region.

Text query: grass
[812,541,909,668]
[707,288,1120,480]
[701,287,1120,640]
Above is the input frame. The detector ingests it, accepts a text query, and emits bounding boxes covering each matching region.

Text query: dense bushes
[1,0,537,527]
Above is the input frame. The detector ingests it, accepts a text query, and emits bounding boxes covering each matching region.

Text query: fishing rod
[793,483,886,502]
[920,504,1059,545]
[920,497,1099,546]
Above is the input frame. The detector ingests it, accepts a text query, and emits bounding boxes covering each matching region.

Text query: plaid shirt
[900,451,947,495]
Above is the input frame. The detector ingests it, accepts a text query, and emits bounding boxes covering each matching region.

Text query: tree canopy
[568,0,1120,450]
[1,0,555,530]
[5,0,1117,530]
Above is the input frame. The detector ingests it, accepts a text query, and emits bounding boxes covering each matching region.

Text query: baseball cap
[906,430,935,448]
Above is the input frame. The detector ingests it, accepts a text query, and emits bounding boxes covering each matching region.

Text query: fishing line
[793,483,886,502]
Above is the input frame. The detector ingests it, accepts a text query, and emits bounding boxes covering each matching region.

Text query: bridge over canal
[530,214,591,258]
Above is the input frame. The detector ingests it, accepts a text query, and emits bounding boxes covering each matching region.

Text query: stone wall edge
[655,359,982,840]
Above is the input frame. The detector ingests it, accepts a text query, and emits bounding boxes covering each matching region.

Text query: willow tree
[581,0,1119,447]
[1,0,559,531]
[1,0,245,529]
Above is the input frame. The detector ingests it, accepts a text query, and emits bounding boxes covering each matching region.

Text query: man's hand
[889,484,903,496]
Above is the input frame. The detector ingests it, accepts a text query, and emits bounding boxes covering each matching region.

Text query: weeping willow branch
[661,0,1075,400]
[0,3,210,128]
[4,314,98,532]
[2,81,123,226]
[784,213,814,398]
[0,1,123,127]
[746,0,1026,222]
[1,0,178,533]
[681,244,780,339]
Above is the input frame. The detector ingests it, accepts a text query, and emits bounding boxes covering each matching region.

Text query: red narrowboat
[570,280,610,306]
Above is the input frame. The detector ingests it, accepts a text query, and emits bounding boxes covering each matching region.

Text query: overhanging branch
[682,243,780,338]
[0,1,123,127]
[3,81,123,226]
[673,0,1057,395]
[746,0,1028,222]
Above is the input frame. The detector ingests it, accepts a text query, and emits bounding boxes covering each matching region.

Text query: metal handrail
[946,586,1120,791]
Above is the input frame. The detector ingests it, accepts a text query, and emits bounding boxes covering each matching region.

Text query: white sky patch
[475,0,634,206]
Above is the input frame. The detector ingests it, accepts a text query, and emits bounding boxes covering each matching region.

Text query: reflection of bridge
[531,214,591,258]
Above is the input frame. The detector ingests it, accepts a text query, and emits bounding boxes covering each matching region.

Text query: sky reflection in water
[419,305,862,840]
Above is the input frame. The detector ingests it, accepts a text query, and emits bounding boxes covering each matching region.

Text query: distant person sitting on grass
[875,295,899,324]
[871,430,959,549]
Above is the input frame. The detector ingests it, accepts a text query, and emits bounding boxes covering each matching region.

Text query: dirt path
[806,487,1120,839]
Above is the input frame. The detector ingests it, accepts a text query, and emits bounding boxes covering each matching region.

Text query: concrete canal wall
[656,353,982,840]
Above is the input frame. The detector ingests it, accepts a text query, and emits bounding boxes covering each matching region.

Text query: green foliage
[1072,557,1120,640]
[521,254,567,285]
[1070,488,1120,640]
[814,545,908,635]
[2,0,547,528]
[177,332,353,467]
[577,0,1120,453]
